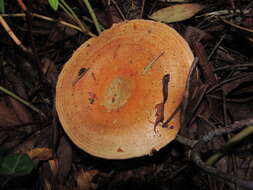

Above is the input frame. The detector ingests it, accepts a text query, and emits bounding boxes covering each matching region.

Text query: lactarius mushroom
[56,19,194,159]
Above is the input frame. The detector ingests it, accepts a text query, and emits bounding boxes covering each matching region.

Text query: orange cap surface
[56,19,194,159]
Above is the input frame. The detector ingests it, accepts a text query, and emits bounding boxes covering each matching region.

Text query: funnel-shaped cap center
[103,76,132,111]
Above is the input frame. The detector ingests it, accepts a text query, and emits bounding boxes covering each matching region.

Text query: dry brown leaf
[40,58,58,86]
[149,3,204,23]
[0,100,21,127]
[8,97,33,125]
[75,169,99,190]
[49,159,58,177]
[55,136,72,184]
[27,147,53,160]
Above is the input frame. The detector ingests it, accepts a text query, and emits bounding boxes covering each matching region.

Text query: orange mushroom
[56,19,194,159]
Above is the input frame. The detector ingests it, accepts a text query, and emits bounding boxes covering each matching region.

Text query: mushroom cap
[56,19,194,159]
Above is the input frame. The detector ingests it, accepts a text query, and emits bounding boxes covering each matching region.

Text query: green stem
[0,13,96,37]
[59,3,75,21]
[59,0,94,36]
[0,86,46,118]
[82,0,101,34]
[206,125,253,165]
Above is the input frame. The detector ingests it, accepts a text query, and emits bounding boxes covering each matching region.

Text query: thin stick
[191,119,253,189]
[16,0,28,11]
[206,126,253,165]
[208,33,226,61]
[82,0,101,34]
[0,86,46,118]
[60,0,92,36]
[220,17,253,33]
[0,13,96,37]
[140,0,146,18]
[193,151,253,189]
[214,63,253,72]
[59,3,75,21]
[206,73,253,94]
[0,16,31,53]
[111,0,126,20]
[162,102,181,128]
[176,118,253,188]
[180,57,199,131]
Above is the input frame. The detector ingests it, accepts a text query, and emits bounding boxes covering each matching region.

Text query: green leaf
[0,0,5,13]
[48,0,59,11]
[0,154,35,176]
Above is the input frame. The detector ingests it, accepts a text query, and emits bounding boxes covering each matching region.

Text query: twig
[16,0,28,11]
[214,63,253,72]
[196,9,250,19]
[0,16,31,53]
[195,118,253,147]
[162,102,181,128]
[180,57,199,131]
[206,126,253,165]
[187,84,209,127]
[206,73,253,94]
[82,0,102,34]
[23,0,44,82]
[220,17,253,33]
[176,135,198,148]
[111,0,126,20]
[192,151,253,189]
[244,1,253,11]
[176,118,253,189]
[0,13,95,36]
[0,86,46,118]
[143,52,165,74]
[222,86,228,127]
[59,0,75,20]
[208,33,226,61]
[207,94,253,103]
[140,0,146,18]
[60,0,94,36]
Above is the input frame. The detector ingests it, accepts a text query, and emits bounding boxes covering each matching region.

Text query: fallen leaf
[40,58,58,86]
[12,127,50,154]
[27,148,53,161]
[48,159,58,177]
[55,136,72,184]
[149,3,204,23]
[9,97,33,126]
[0,154,34,176]
[0,100,21,127]
[184,26,212,44]
[75,169,99,190]
[4,70,34,128]
[193,41,216,83]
